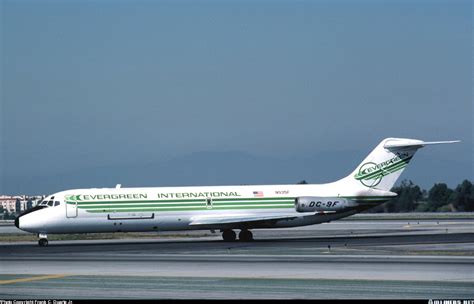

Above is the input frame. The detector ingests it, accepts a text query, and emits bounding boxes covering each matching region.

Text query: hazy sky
[1,0,472,194]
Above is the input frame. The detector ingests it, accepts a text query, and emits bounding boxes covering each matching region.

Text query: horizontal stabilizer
[384,139,460,149]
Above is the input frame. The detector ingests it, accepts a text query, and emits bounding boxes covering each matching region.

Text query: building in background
[0,195,44,215]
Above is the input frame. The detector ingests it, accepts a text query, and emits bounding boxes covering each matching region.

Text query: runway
[0,218,473,299]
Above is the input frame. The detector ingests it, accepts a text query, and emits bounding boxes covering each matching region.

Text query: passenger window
[47,201,54,206]
[54,201,60,206]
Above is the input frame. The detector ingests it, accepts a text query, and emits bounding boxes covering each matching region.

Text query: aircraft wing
[189,211,334,227]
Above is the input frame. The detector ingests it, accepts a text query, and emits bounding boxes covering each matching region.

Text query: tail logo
[354,153,412,187]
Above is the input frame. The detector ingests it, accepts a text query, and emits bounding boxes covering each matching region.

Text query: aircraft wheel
[222,230,236,242]
[239,230,253,242]
[38,238,48,247]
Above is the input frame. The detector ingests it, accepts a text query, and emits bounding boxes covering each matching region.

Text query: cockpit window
[37,197,61,207]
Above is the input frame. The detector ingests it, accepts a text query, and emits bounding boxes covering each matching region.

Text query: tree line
[367,179,474,213]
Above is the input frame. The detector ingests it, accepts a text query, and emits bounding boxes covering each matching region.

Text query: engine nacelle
[294,197,355,213]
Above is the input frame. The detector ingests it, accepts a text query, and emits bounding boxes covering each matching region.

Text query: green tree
[386,180,423,212]
[15,198,21,214]
[448,180,474,211]
[427,183,453,211]
[4,212,16,220]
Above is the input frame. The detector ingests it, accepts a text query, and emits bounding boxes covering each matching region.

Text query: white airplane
[15,137,459,246]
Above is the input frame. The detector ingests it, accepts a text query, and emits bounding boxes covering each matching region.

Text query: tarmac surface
[0,217,473,299]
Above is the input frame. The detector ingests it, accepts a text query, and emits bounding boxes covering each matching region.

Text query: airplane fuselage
[17,183,390,235]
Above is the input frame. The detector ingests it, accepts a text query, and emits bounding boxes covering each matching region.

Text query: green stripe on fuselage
[66,195,394,213]
[85,204,294,213]
[77,201,294,209]
[67,197,295,205]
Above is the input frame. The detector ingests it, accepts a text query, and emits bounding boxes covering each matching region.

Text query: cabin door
[66,201,78,218]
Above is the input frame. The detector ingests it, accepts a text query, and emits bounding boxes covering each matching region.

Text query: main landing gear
[221,229,253,242]
[239,229,253,242]
[38,233,48,247]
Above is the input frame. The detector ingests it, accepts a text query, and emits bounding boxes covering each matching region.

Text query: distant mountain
[2,149,471,194]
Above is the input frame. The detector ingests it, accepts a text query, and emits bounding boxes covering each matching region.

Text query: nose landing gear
[38,233,48,247]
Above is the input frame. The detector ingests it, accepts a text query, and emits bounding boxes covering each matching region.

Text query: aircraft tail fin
[336,138,460,191]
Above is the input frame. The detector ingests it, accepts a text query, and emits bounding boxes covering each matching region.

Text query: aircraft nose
[14,205,48,232]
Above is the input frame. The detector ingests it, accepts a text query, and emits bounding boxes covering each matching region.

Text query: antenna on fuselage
[115,184,122,189]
